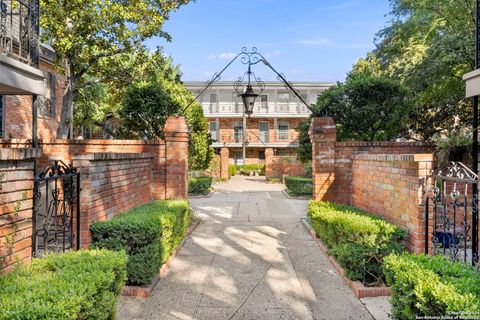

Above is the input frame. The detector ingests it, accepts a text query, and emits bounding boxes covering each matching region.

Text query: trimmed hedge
[189,176,213,195]
[384,254,480,319]
[91,200,190,285]
[284,176,312,196]
[0,249,127,320]
[236,164,265,176]
[308,201,406,285]
[228,164,237,177]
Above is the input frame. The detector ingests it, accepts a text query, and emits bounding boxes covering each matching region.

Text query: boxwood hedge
[91,200,190,285]
[284,176,312,196]
[384,254,480,320]
[0,249,127,320]
[308,201,406,285]
[189,176,213,195]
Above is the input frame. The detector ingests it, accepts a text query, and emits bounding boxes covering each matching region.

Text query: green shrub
[284,176,313,196]
[91,200,190,285]
[0,249,127,320]
[228,165,237,177]
[384,254,480,319]
[308,201,406,285]
[235,164,265,176]
[188,176,213,195]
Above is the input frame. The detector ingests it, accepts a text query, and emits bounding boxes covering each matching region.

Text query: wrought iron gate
[424,162,479,266]
[32,160,80,257]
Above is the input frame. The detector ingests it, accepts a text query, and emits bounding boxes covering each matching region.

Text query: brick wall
[351,154,434,252]
[266,154,306,179]
[4,74,64,141]
[0,116,189,271]
[0,148,39,273]
[309,117,437,253]
[73,153,154,247]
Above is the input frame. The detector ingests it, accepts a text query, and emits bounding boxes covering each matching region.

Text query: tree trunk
[56,79,75,139]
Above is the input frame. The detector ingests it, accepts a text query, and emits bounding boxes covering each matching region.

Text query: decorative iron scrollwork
[33,160,80,258]
[427,161,479,266]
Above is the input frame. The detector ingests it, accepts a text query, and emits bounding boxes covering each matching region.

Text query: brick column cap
[164,116,189,134]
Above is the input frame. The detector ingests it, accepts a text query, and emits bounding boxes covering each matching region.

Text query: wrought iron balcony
[0,0,40,66]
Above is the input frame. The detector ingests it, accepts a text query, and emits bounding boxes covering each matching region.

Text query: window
[296,93,309,113]
[259,121,269,143]
[276,149,291,157]
[0,95,4,137]
[233,151,243,165]
[233,93,242,113]
[209,93,218,113]
[277,92,290,112]
[37,74,56,118]
[233,122,243,142]
[277,122,289,141]
[259,151,265,161]
[209,122,218,141]
[258,94,268,112]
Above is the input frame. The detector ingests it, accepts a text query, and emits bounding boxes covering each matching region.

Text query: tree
[296,120,312,164]
[296,75,411,162]
[120,81,181,139]
[371,0,475,139]
[315,75,411,141]
[119,55,212,170]
[40,0,192,138]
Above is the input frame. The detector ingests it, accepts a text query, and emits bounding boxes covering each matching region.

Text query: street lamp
[240,84,258,118]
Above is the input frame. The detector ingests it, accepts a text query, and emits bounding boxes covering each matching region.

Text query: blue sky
[147,0,392,82]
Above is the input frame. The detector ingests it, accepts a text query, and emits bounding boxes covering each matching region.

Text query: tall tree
[40,0,192,138]
[372,0,475,139]
[118,53,212,170]
[315,75,411,141]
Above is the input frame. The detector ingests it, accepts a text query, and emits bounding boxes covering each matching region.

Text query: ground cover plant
[384,253,480,319]
[91,200,190,285]
[189,176,213,195]
[228,165,237,177]
[284,176,312,196]
[0,249,127,320]
[308,201,406,286]
[235,164,265,176]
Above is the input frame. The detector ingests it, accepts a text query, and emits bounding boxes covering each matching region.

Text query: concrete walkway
[118,176,375,320]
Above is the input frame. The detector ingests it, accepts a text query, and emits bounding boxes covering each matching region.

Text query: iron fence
[32,160,80,257]
[425,162,479,266]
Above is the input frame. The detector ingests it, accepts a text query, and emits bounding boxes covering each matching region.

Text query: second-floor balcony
[203,101,310,116]
[1,0,40,65]
[0,0,47,95]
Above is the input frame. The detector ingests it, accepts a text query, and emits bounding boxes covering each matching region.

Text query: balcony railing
[203,102,310,115]
[0,0,40,65]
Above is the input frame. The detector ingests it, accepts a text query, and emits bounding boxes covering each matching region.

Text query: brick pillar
[164,116,189,199]
[265,148,274,178]
[220,148,229,180]
[309,117,337,202]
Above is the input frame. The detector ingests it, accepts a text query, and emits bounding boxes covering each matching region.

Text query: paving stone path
[118,176,375,320]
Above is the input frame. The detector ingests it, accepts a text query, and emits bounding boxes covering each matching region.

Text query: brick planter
[300,218,391,298]
[121,220,200,298]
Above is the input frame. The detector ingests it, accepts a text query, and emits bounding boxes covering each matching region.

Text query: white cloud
[206,52,238,61]
[297,38,331,46]
[218,52,237,60]
[265,50,281,58]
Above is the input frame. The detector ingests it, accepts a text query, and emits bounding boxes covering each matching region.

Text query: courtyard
[118,176,382,320]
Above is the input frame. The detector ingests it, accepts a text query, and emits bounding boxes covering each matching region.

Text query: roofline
[183,80,335,88]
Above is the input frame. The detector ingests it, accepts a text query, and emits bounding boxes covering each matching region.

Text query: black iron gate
[32,160,80,258]
[425,162,479,266]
